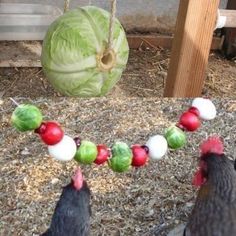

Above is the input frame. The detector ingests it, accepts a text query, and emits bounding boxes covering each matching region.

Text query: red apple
[131,145,149,167]
[94,144,110,165]
[35,121,64,145]
[179,111,201,132]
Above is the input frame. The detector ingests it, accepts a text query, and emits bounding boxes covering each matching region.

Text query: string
[63,0,117,51]
[64,0,92,12]
[64,0,70,13]
[10,98,19,107]
[107,0,117,50]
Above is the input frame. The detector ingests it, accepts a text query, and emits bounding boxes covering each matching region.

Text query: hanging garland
[11,98,217,173]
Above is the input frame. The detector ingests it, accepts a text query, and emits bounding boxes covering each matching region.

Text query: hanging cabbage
[41,6,129,97]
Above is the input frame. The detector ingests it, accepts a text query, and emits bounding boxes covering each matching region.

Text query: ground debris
[0,98,235,235]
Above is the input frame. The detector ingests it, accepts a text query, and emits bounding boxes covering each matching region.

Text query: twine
[63,0,117,50]
[64,0,70,13]
[64,0,93,12]
[107,0,117,50]
[10,98,19,107]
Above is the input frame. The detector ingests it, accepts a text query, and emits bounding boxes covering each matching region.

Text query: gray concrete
[0,0,228,33]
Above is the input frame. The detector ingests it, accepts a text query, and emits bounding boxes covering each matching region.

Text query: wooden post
[222,0,236,59]
[219,10,236,28]
[164,0,220,97]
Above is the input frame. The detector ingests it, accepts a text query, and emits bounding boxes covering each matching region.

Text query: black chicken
[168,136,236,236]
[42,167,91,236]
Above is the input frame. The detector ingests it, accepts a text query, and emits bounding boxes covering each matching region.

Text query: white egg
[48,135,77,161]
[146,135,168,160]
[192,98,216,120]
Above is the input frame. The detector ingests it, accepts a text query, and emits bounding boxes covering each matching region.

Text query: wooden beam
[222,0,236,59]
[127,35,222,50]
[164,0,220,97]
[219,10,236,28]
[0,35,223,68]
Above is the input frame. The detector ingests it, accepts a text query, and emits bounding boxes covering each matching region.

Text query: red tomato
[94,145,110,165]
[131,145,149,167]
[179,112,201,132]
[36,121,64,145]
[188,107,200,117]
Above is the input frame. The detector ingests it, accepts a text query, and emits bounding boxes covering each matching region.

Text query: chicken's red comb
[200,136,224,155]
[72,167,84,190]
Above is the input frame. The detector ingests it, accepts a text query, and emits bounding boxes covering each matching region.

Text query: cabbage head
[41,6,129,97]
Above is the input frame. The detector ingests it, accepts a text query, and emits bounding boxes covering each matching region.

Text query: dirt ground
[0,48,236,98]
[0,98,236,236]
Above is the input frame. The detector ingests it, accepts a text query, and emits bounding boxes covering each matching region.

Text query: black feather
[41,181,91,236]
[185,154,236,235]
